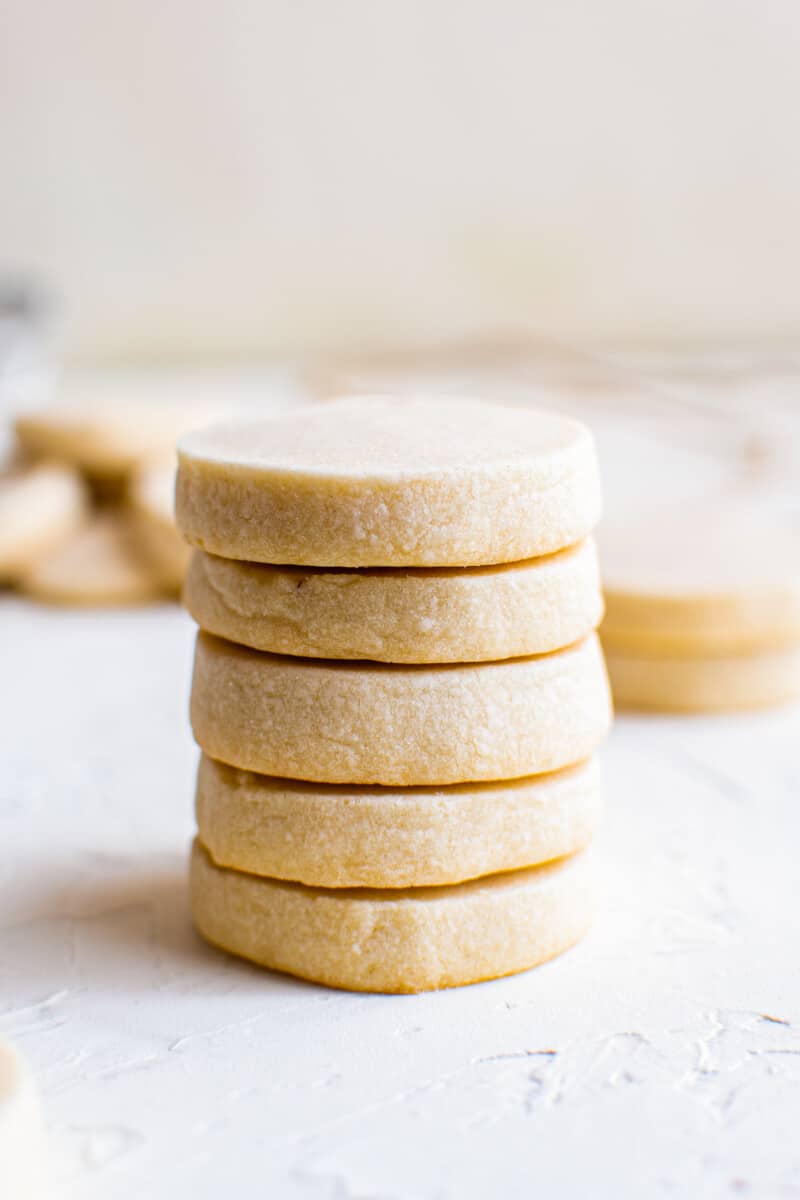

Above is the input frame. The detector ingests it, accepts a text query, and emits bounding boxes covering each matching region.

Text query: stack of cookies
[177,397,612,993]
[601,500,800,712]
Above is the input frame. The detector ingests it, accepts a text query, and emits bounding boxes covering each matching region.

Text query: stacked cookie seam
[177,397,613,992]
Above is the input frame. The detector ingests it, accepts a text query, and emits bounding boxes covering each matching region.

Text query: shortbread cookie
[0,1039,46,1199]
[190,839,595,992]
[128,463,189,592]
[196,754,602,887]
[15,402,212,477]
[601,503,800,653]
[603,641,800,712]
[0,463,88,580]
[190,631,611,785]
[183,539,603,663]
[176,397,602,567]
[22,514,163,606]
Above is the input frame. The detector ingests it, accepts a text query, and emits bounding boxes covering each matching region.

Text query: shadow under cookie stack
[176,397,612,993]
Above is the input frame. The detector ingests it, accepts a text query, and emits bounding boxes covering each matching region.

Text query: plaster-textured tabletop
[2,359,800,1197]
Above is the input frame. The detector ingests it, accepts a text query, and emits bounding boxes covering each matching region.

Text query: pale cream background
[1,1,799,359]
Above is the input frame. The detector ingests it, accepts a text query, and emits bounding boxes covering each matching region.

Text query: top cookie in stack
[177,396,612,993]
[176,396,601,568]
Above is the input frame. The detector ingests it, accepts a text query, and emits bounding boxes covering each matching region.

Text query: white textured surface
[3,356,800,1197]
[2,597,800,1198]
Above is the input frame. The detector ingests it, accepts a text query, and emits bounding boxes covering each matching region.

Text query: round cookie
[190,839,595,993]
[0,1039,46,1199]
[128,463,190,592]
[22,514,163,606]
[0,463,88,581]
[603,641,800,713]
[190,631,611,786]
[15,402,213,478]
[196,755,603,888]
[183,539,603,663]
[176,396,602,567]
[601,502,800,654]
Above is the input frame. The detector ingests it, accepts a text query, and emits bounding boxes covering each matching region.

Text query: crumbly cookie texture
[190,631,612,785]
[176,396,602,567]
[183,539,603,663]
[21,514,163,606]
[601,502,800,653]
[196,755,603,888]
[190,839,595,993]
[603,640,800,712]
[0,463,89,581]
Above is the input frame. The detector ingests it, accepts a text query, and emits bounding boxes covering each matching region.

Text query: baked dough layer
[176,397,602,567]
[190,632,612,785]
[196,754,603,888]
[603,641,800,712]
[0,464,88,580]
[21,514,163,606]
[183,539,603,663]
[190,839,595,992]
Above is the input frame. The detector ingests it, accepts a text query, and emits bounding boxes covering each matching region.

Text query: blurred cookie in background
[0,461,89,582]
[603,641,800,714]
[127,460,189,594]
[21,513,164,607]
[2,396,217,605]
[14,401,214,480]
[600,499,800,711]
